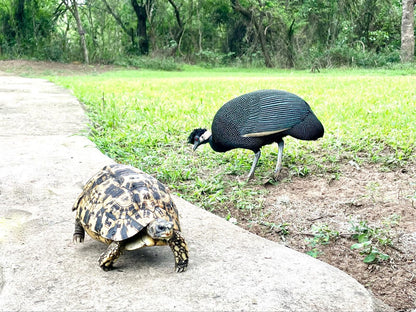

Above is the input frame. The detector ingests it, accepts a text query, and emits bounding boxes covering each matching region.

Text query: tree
[0,0,409,66]
[100,0,151,55]
[401,0,415,62]
[131,0,151,55]
[14,0,25,41]
[101,0,136,51]
[64,0,89,63]
[167,0,184,54]
[230,0,273,67]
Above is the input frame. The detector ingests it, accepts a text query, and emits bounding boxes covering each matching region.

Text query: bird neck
[201,130,212,142]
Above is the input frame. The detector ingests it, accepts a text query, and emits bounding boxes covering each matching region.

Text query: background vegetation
[0,0,413,68]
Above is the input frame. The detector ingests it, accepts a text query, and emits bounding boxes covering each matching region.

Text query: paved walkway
[0,72,389,311]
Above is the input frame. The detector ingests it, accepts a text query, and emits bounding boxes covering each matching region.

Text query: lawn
[38,64,415,309]
[48,67,415,196]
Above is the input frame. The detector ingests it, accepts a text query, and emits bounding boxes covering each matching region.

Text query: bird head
[188,128,212,151]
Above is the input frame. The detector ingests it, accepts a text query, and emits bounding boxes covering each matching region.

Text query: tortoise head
[147,218,174,239]
[188,128,212,151]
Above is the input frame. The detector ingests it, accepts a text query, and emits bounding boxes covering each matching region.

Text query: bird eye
[194,136,199,142]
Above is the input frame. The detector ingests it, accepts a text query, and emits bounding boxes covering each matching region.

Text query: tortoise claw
[73,222,85,243]
[175,259,188,273]
[100,263,114,271]
[73,234,84,244]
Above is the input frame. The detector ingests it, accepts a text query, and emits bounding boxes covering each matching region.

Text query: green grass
[46,67,416,214]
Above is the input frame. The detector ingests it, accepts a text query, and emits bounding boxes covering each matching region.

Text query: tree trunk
[286,19,296,68]
[230,0,273,68]
[401,0,415,62]
[14,0,26,46]
[67,0,89,64]
[101,0,136,50]
[131,0,149,55]
[15,0,25,34]
[167,0,185,54]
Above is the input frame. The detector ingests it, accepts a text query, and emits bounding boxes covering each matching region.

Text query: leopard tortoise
[72,163,189,272]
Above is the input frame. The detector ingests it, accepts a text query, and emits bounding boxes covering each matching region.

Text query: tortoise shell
[72,164,180,242]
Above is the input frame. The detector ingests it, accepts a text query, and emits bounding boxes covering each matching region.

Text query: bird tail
[287,111,324,140]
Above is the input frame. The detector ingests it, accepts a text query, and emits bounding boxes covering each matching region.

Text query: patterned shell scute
[73,164,180,242]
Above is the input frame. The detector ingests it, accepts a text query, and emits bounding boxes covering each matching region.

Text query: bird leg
[273,141,285,180]
[247,150,261,181]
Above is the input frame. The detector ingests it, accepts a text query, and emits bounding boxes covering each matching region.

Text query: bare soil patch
[231,163,416,311]
[1,60,414,310]
[0,59,119,76]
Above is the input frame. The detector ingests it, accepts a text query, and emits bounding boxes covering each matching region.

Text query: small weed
[230,185,264,211]
[349,214,401,263]
[405,184,416,203]
[306,224,340,258]
[225,213,238,224]
[260,221,291,236]
[291,165,310,177]
[350,241,390,263]
[306,248,323,258]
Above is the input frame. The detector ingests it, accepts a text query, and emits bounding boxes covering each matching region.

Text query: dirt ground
[240,163,416,311]
[1,60,415,311]
[0,59,120,76]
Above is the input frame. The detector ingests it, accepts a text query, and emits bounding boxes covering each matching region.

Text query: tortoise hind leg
[168,231,189,273]
[98,241,123,271]
[73,221,85,243]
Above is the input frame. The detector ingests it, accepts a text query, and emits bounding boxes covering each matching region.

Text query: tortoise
[72,163,189,272]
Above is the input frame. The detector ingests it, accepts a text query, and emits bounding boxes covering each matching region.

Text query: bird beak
[193,141,201,151]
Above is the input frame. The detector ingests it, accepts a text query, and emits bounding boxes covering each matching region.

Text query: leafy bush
[195,49,235,67]
[312,45,401,68]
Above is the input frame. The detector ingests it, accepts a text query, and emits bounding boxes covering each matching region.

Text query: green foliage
[0,0,58,58]
[0,0,410,68]
[195,50,235,67]
[304,215,401,262]
[349,214,401,263]
[269,222,290,236]
[306,224,340,257]
[315,45,401,68]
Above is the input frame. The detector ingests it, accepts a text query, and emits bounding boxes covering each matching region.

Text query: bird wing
[240,91,310,137]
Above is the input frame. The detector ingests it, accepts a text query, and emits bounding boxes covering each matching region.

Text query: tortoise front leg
[98,241,123,271]
[73,221,85,243]
[168,231,189,273]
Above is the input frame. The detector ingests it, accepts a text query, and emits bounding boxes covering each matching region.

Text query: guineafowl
[188,89,324,180]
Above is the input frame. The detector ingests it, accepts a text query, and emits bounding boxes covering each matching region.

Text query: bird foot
[272,170,281,181]
[246,173,255,182]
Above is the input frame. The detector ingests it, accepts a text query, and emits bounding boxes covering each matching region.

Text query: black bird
[188,89,324,180]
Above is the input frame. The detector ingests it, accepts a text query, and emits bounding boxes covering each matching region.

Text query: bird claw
[246,173,255,181]
[272,171,281,181]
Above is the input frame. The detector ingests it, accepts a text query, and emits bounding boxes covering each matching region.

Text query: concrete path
[0,72,389,311]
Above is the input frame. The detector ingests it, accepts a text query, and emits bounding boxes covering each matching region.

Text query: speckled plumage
[72,164,188,272]
[188,89,324,180]
[208,89,324,152]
